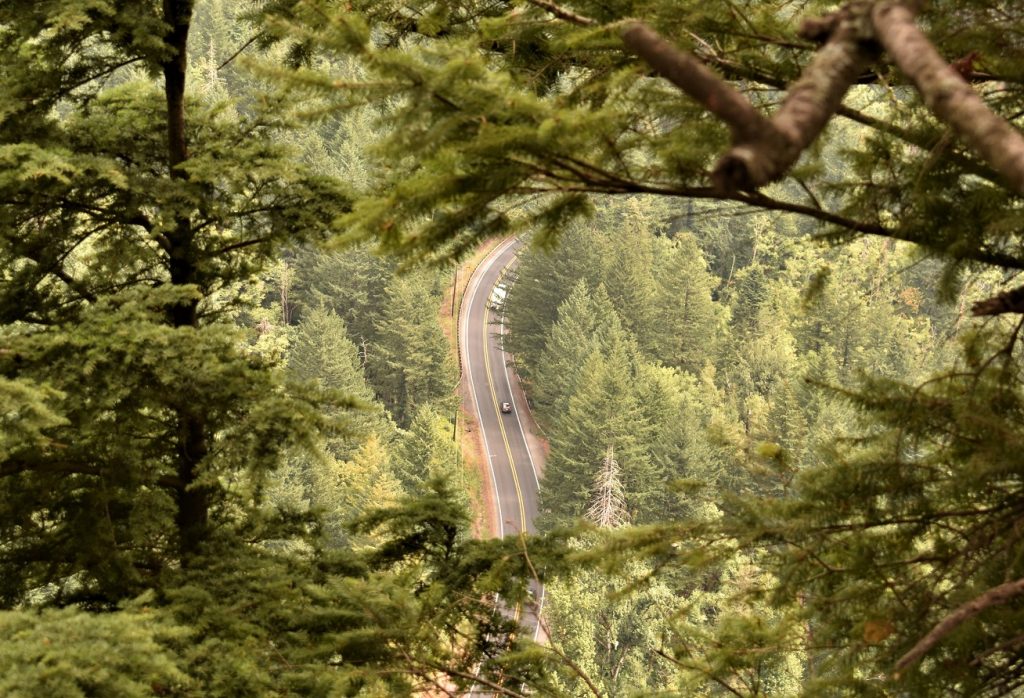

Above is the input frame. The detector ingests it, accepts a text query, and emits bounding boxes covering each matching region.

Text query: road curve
[459,236,546,638]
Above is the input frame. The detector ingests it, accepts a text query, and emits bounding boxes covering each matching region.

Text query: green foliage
[0,287,327,605]
[0,3,523,695]
[289,305,387,449]
[544,552,677,696]
[0,605,189,698]
[0,377,67,459]
[347,479,552,694]
[292,245,394,346]
[247,0,1024,692]
[394,405,466,503]
[541,332,666,527]
[371,273,459,425]
[289,245,458,428]
[504,190,964,690]
[733,340,1024,696]
[0,0,353,605]
[665,559,805,698]
[503,223,602,382]
[532,279,622,414]
[651,233,727,373]
[10,0,1024,695]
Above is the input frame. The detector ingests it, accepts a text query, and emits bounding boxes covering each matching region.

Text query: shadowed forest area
[4,1,1024,696]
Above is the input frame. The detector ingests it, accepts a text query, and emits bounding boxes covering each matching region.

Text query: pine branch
[970,631,1024,667]
[894,576,1024,675]
[653,647,746,698]
[524,0,596,27]
[622,1,1024,198]
[0,461,99,477]
[219,33,261,71]
[205,236,272,258]
[541,637,605,697]
[972,285,1024,316]
[689,37,1004,184]
[50,267,98,303]
[57,57,145,99]
[872,2,1024,195]
[834,105,1000,183]
[415,659,528,698]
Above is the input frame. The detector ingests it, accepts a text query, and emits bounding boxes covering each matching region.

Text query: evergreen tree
[372,273,458,425]
[503,223,598,379]
[15,0,1024,693]
[0,1,350,602]
[288,305,392,459]
[596,202,663,357]
[651,233,727,373]
[0,4,534,694]
[534,281,625,416]
[394,404,465,501]
[0,606,189,697]
[290,306,374,403]
[544,554,677,697]
[541,342,665,527]
[292,243,393,348]
[532,279,603,415]
[310,434,404,548]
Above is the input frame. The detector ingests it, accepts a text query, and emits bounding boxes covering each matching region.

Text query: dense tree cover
[0,2,534,695]
[253,0,1024,695]
[9,0,1024,696]
[0,0,345,599]
[285,245,458,427]
[505,194,954,693]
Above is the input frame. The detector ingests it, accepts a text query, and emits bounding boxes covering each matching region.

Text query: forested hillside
[6,1,1024,696]
[508,198,959,530]
[502,195,971,693]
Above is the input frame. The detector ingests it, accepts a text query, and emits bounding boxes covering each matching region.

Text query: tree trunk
[162,0,209,561]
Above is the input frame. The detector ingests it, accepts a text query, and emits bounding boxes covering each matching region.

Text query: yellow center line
[482,300,528,531]
[482,280,527,622]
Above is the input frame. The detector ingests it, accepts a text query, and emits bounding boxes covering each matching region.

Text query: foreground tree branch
[525,0,595,27]
[623,0,1024,199]
[714,3,880,193]
[622,5,880,194]
[686,41,1004,184]
[620,22,771,144]
[872,2,1024,195]
[972,285,1024,316]
[894,576,1024,675]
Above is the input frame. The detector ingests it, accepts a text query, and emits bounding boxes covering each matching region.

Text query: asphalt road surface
[459,236,546,641]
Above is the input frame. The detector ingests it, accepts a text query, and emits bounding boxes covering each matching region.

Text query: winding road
[459,236,546,639]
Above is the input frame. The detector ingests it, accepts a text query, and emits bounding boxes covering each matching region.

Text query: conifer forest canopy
[4,0,1024,695]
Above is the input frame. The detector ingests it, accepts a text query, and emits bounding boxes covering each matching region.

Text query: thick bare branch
[713,3,880,192]
[620,21,771,143]
[894,577,1024,676]
[972,285,1024,316]
[873,2,1024,195]
[622,6,879,194]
